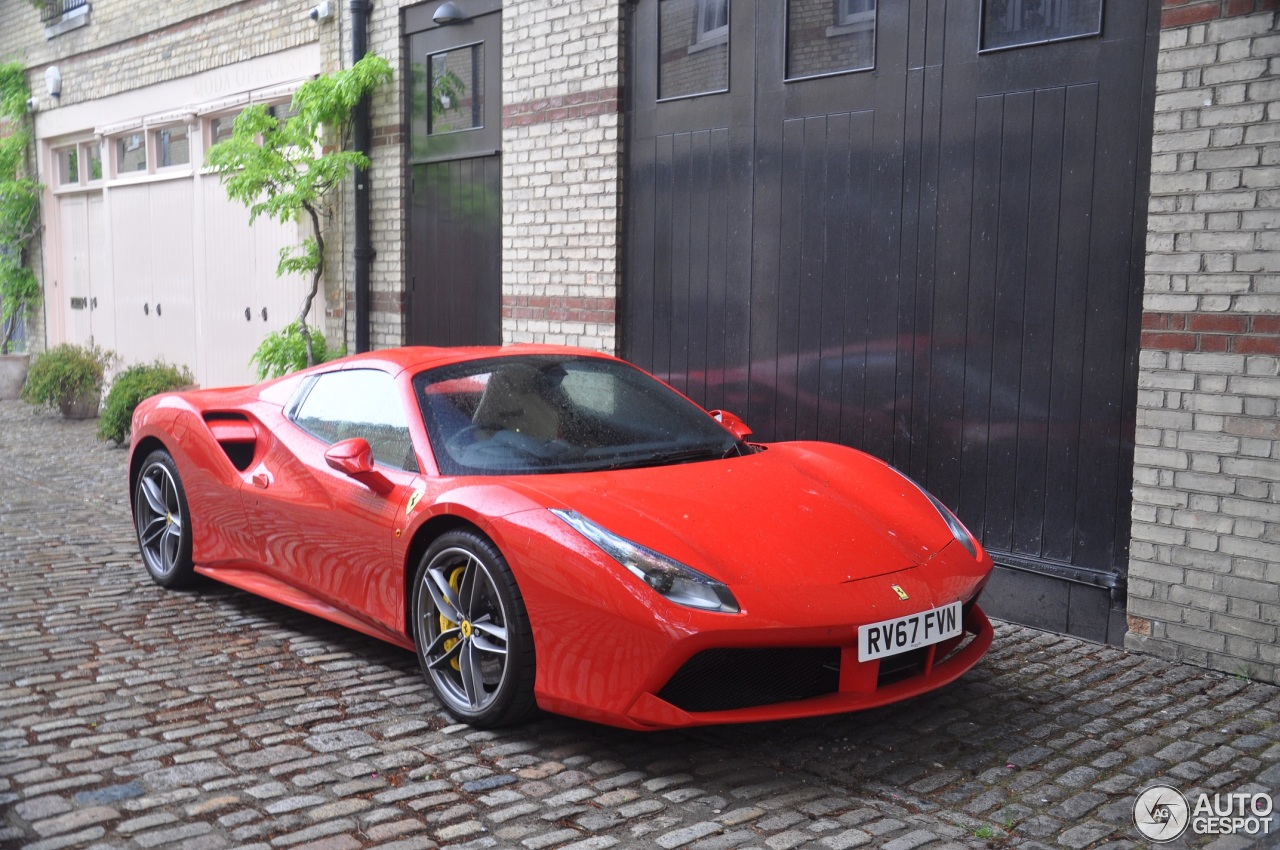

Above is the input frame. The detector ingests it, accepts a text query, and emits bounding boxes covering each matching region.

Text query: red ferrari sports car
[128,346,993,729]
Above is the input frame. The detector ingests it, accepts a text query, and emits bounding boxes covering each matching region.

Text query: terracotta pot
[59,389,101,420]
[0,353,30,401]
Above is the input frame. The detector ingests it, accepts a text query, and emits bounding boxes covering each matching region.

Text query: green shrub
[97,360,195,445]
[250,321,344,380]
[21,342,116,412]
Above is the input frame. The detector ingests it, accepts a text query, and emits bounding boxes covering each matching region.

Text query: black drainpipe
[351,0,373,353]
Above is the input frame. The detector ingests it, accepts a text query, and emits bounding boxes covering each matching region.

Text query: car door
[242,368,424,627]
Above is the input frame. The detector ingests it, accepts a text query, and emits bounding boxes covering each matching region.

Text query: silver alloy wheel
[417,546,512,715]
[135,460,185,579]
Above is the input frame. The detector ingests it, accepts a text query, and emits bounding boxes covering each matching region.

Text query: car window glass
[291,369,419,472]
[415,355,736,476]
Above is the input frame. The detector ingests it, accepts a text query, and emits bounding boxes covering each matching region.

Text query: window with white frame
[208,112,239,146]
[114,131,147,175]
[153,125,190,168]
[53,139,104,190]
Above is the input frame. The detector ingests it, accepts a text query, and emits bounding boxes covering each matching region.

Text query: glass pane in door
[786,0,877,79]
[429,44,485,134]
[980,0,1103,52]
[659,0,730,100]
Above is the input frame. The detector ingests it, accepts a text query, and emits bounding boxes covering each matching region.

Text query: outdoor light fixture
[433,1,464,24]
[45,66,62,100]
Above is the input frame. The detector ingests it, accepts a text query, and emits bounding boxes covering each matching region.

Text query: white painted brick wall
[1127,9,1280,686]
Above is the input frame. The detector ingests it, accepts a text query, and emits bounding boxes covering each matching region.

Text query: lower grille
[877,647,928,686]
[657,647,840,713]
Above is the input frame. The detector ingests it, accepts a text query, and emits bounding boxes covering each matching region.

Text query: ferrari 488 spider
[128,346,993,729]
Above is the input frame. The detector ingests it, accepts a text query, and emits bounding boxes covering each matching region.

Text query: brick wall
[1127,5,1280,684]
[0,1,318,111]
[500,0,624,353]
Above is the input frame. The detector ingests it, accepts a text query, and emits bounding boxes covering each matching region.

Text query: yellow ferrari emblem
[460,620,473,639]
[891,584,909,601]
[406,488,424,515]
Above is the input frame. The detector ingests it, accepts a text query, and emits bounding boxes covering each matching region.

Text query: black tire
[133,449,196,588]
[411,529,536,727]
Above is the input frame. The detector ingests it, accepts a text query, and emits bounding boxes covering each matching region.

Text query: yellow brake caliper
[439,566,466,672]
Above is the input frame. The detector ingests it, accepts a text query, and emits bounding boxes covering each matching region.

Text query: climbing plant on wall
[0,61,42,355]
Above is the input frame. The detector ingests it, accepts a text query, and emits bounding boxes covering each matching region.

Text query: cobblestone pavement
[1,399,1278,850]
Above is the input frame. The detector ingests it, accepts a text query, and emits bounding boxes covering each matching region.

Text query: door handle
[261,307,268,321]
[156,303,162,317]
[245,307,252,321]
[251,473,270,489]
[143,303,149,315]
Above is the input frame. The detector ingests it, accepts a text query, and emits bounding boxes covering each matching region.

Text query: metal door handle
[143,303,149,315]
[245,307,252,321]
[261,307,268,321]
[90,297,97,309]
[156,303,162,317]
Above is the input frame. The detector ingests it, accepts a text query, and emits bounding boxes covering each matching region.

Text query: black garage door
[405,0,503,347]
[623,0,1160,643]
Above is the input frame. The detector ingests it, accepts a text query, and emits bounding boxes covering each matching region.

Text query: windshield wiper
[603,444,733,471]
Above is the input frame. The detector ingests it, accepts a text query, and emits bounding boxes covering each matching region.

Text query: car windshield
[414,355,740,475]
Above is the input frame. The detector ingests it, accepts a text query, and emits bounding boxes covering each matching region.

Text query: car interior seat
[471,363,560,441]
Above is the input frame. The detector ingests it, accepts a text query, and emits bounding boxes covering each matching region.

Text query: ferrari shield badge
[891,584,909,601]
[406,488,425,516]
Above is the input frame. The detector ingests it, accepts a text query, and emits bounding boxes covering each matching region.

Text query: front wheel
[133,449,195,588]
[412,530,536,727]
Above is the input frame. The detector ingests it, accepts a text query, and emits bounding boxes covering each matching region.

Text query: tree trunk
[297,203,326,367]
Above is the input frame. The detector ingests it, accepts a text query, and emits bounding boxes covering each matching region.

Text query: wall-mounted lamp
[45,65,62,100]
[432,1,464,25]
[25,97,38,113]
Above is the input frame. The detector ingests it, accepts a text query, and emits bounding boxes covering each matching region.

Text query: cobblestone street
[1,399,1278,850]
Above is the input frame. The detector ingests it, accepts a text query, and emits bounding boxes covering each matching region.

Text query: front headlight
[891,471,980,559]
[921,490,979,559]
[551,509,740,613]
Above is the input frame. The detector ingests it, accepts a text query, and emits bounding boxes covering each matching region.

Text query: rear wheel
[412,530,536,727]
[133,450,195,588]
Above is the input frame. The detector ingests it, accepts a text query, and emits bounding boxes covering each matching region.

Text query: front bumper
[502,509,994,730]
[621,603,992,728]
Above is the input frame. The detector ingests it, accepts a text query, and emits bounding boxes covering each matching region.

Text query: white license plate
[857,601,963,662]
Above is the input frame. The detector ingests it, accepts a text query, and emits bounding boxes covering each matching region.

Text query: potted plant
[0,259,40,399]
[97,359,194,445]
[21,341,117,419]
[0,62,42,400]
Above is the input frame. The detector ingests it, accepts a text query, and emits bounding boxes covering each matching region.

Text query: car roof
[324,344,616,377]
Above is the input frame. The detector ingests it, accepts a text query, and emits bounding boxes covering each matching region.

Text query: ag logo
[1134,784,1190,842]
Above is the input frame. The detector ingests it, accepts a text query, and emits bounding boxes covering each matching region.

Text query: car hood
[509,442,954,587]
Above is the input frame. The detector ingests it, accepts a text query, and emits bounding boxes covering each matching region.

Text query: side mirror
[324,438,396,495]
[709,409,753,441]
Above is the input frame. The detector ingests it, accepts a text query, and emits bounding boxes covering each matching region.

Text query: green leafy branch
[205,53,393,372]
